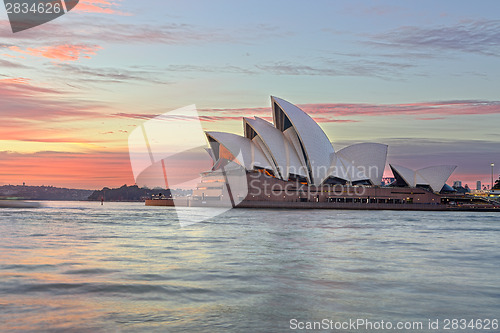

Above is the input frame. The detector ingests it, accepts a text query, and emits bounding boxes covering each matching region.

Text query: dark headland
[0,184,181,202]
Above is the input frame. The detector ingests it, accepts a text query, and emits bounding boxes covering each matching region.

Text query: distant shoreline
[0,184,190,202]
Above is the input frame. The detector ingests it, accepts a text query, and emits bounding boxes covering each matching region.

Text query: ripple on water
[0,202,499,331]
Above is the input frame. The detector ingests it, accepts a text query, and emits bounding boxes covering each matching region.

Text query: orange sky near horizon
[0,72,498,190]
[1,1,500,190]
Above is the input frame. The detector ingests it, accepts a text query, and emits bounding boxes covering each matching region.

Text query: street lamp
[491,163,495,190]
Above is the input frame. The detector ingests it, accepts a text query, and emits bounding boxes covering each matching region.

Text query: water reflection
[0,202,499,331]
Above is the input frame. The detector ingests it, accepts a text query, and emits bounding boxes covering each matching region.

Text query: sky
[1,0,500,189]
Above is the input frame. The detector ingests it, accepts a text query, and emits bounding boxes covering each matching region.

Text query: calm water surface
[0,202,499,332]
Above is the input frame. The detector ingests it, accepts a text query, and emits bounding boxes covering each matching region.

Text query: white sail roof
[251,135,280,178]
[417,165,457,193]
[244,117,308,180]
[206,131,274,171]
[271,96,335,185]
[390,164,457,192]
[327,154,370,183]
[283,127,309,179]
[390,164,417,187]
[337,143,388,185]
[328,154,351,181]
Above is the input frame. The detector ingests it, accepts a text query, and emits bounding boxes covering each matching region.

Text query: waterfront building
[194,97,463,208]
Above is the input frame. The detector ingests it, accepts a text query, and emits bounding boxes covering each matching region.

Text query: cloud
[113,111,333,127]
[85,22,224,44]
[369,19,500,57]
[256,58,415,79]
[0,77,30,84]
[0,77,105,123]
[298,100,500,119]
[0,77,63,95]
[0,17,226,71]
[8,44,102,61]
[196,100,500,123]
[0,18,224,45]
[105,98,500,127]
[112,112,248,123]
[0,78,127,156]
[52,63,169,84]
[75,0,127,15]
[113,98,500,127]
[257,63,340,76]
[0,59,29,68]
[200,107,270,115]
[165,64,257,75]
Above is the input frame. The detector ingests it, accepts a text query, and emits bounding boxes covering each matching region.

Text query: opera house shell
[390,165,457,193]
[202,96,455,192]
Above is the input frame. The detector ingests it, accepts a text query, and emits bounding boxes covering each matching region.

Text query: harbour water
[0,202,499,332]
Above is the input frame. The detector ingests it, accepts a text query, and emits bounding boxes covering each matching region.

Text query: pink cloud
[0,77,63,96]
[0,76,107,131]
[299,101,500,118]
[8,44,102,61]
[113,113,250,123]
[198,100,500,123]
[0,77,30,85]
[75,0,128,15]
[116,99,500,126]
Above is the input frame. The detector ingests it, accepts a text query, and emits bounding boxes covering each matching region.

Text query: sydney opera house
[189,97,498,210]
